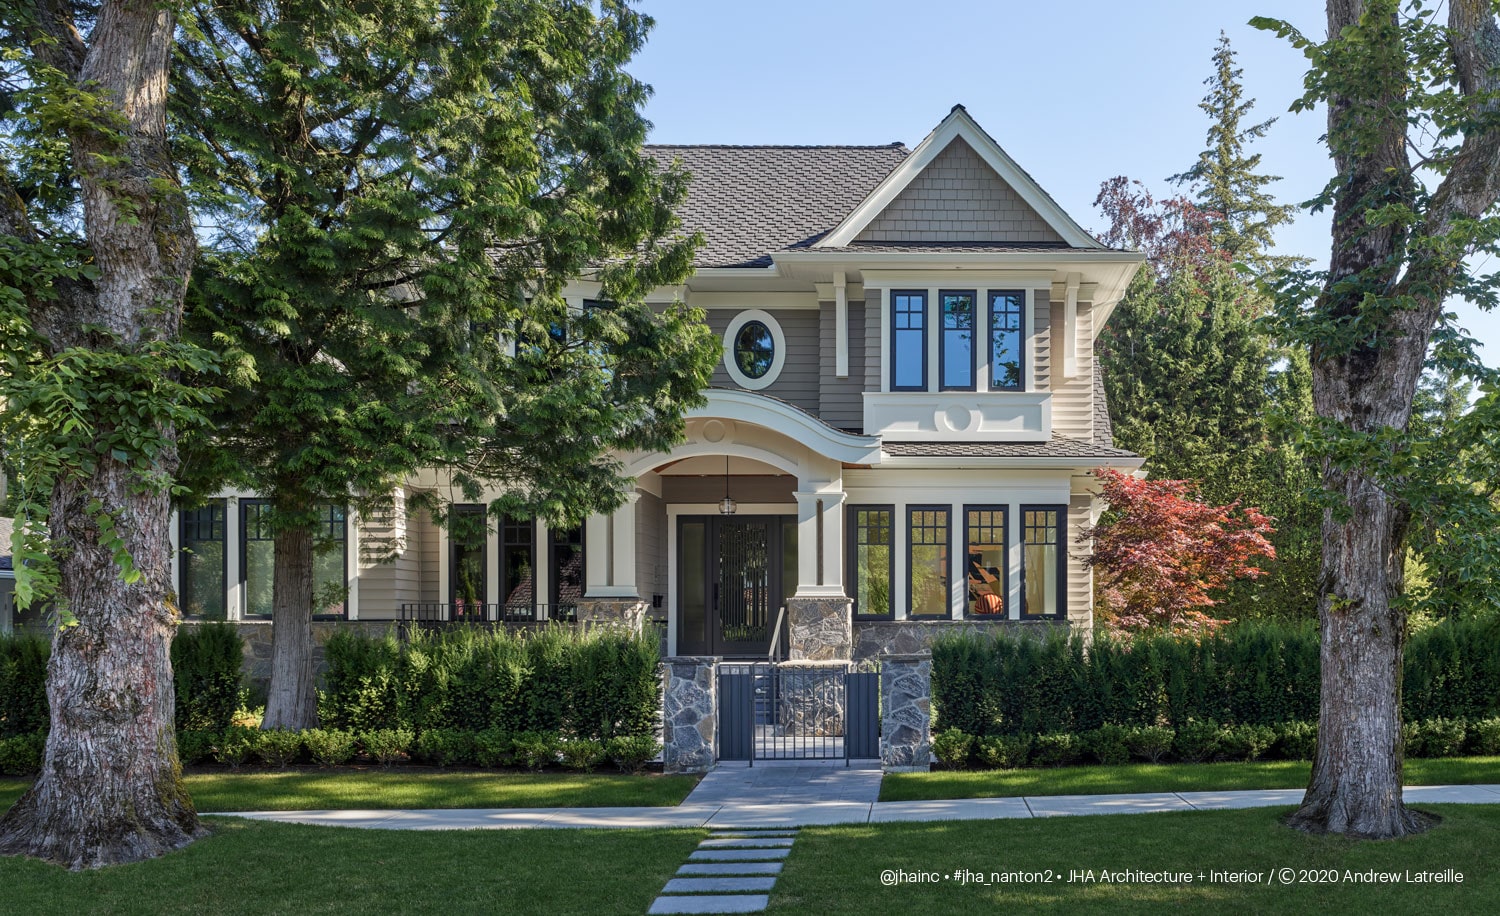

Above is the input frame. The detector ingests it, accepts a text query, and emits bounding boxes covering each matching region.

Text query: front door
[677,515,796,657]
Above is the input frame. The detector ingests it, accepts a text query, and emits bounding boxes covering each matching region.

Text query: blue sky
[630,0,1500,371]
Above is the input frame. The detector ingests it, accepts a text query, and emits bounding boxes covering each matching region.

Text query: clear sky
[629,0,1500,370]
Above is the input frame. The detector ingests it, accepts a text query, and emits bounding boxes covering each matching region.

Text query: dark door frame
[676,514,795,658]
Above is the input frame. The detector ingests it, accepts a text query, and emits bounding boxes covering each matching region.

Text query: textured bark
[0,1,204,867]
[1288,0,1500,838]
[261,523,319,731]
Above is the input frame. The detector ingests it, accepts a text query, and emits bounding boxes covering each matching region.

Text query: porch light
[720,454,737,516]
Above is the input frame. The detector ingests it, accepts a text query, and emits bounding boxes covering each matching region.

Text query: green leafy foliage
[254,730,304,768]
[0,731,44,777]
[171,623,244,733]
[932,620,1500,737]
[558,739,608,773]
[212,726,258,768]
[414,728,479,768]
[0,633,49,738]
[360,729,414,767]
[176,730,218,767]
[930,728,974,770]
[302,729,358,768]
[605,735,661,774]
[320,626,659,740]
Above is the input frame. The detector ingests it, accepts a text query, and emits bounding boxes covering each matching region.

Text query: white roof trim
[688,389,883,466]
[816,106,1102,250]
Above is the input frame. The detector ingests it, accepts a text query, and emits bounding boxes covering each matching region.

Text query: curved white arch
[626,439,802,479]
[688,390,881,465]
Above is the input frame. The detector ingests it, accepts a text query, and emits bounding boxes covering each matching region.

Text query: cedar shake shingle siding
[643,145,909,268]
[854,137,1066,245]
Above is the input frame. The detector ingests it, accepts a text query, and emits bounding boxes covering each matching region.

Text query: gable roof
[817,106,1104,251]
[642,144,909,268]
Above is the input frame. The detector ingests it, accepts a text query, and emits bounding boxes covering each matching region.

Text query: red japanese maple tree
[1083,467,1276,633]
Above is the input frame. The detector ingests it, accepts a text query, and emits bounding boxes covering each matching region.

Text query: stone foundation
[853,618,1074,661]
[661,656,718,774]
[881,653,932,771]
[578,597,648,634]
[786,596,853,660]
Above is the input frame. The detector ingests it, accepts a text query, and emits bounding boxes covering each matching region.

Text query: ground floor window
[549,524,583,618]
[179,500,227,620]
[848,505,893,619]
[965,506,1008,617]
[449,505,487,616]
[907,506,951,618]
[499,514,535,616]
[242,500,349,619]
[1022,505,1065,619]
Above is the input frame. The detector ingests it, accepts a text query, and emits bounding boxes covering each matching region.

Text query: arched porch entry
[579,390,881,660]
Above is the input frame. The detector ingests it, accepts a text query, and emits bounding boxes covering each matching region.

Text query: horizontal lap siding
[819,297,866,431]
[1068,494,1094,625]
[356,488,420,620]
[636,491,667,605]
[1032,292,1051,392]
[705,308,821,415]
[416,502,440,604]
[1049,301,1095,442]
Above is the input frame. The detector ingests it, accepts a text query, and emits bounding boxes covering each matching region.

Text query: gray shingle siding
[818,297,866,431]
[704,308,820,415]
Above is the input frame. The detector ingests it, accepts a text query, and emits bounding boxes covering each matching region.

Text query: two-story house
[168,106,1144,663]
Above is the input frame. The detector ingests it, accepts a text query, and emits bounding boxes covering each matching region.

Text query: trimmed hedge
[933,619,1500,737]
[0,633,49,738]
[932,717,1500,771]
[319,625,660,740]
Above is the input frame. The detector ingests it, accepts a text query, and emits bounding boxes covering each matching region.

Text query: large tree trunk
[262,522,319,731]
[0,1,204,866]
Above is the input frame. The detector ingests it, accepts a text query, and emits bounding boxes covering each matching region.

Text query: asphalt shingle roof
[881,436,1139,460]
[643,145,910,268]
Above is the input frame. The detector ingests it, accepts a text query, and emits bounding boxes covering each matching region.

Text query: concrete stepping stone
[648,895,769,915]
[663,877,778,894]
[689,847,791,861]
[698,837,794,848]
[678,863,784,876]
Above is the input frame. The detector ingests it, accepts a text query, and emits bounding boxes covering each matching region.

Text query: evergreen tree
[171,0,720,730]
[1169,33,1299,274]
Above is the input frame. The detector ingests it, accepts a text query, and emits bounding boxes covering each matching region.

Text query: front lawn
[0,768,698,813]
[772,804,1500,915]
[0,819,704,916]
[880,756,1500,801]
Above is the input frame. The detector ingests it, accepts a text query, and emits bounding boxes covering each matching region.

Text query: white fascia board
[774,249,1145,276]
[875,455,1146,471]
[816,107,1102,250]
[860,269,1056,288]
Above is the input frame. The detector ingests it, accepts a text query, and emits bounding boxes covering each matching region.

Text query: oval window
[733,320,775,380]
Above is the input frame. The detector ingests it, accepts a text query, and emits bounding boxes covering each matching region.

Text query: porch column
[579,492,645,632]
[787,487,852,660]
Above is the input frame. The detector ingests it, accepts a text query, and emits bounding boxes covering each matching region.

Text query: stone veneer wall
[880,654,932,771]
[661,656,718,774]
[853,619,1074,661]
[786,596,853,660]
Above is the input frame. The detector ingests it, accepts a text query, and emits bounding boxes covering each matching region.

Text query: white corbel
[1063,272,1081,380]
[834,271,849,378]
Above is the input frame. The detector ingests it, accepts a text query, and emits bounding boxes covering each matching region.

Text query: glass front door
[677,515,796,657]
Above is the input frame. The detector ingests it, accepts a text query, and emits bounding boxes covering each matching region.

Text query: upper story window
[722,309,785,390]
[990,290,1025,391]
[891,291,927,391]
[940,290,976,391]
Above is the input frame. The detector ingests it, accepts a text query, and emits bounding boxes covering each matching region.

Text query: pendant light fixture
[719,454,737,516]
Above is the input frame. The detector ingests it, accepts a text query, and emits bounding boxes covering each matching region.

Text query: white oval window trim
[722,309,786,390]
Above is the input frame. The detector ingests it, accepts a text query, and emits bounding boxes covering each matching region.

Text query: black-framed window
[989,290,1025,391]
[499,515,536,615]
[312,504,348,619]
[1021,505,1066,619]
[848,506,894,619]
[549,525,584,615]
[241,500,348,619]
[907,506,951,619]
[732,319,776,380]
[940,290,976,391]
[449,505,487,614]
[965,506,1008,619]
[891,290,927,391]
[179,501,227,620]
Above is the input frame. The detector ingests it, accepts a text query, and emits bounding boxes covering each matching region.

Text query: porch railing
[399,602,578,625]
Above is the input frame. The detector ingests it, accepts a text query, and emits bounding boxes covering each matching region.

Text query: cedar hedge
[932,618,1500,737]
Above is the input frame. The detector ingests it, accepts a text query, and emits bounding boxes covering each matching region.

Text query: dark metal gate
[719,663,880,764]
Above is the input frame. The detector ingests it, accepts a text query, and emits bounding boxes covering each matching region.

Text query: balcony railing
[399,602,578,625]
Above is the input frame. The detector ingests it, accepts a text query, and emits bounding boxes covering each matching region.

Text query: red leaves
[1094,177,1229,288]
[1083,467,1277,634]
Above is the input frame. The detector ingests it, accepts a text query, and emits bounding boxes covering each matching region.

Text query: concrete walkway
[221,764,1500,830]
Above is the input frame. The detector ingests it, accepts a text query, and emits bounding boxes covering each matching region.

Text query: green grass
[0,819,704,915]
[0,768,698,813]
[880,757,1500,801]
[771,804,1500,914]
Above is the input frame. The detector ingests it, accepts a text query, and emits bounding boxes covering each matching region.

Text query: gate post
[881,653,932,772]
[661,656,719,774]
